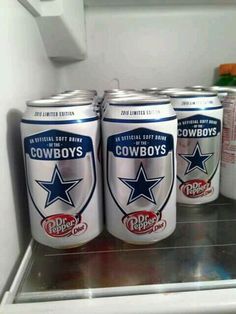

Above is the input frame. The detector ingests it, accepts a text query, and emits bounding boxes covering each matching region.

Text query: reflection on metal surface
[15,196,236,303]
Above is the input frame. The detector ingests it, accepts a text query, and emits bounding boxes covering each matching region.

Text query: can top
[105,92,149,100]
[169,91,217,98]
[142,87,159,92]
[50,95,95,101]
[61,89,97,95]
[109,95,170,106]
[158,88,187,95]
[206,86,236,94]
[185,85,206,91]
[104,89,137,94]
[27,98,93,107]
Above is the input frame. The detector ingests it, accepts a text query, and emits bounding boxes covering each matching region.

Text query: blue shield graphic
[24,129,96,218]
[107,128,175,215]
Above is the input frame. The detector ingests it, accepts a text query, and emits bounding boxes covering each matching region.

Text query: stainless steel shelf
[13,196,236,303]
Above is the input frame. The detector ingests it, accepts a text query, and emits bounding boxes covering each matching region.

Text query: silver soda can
[21,99,103,249]
[170,91,223,204]
[102,97,177,244]
[220,91,236,199]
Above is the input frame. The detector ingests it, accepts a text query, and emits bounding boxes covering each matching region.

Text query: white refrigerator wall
[0,0,59,298]
[59,4,236,94]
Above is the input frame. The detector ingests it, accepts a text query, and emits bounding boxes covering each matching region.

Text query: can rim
[61,89,97,94]
[27,98,93,107]
[142,87,159,92]
[109,96,170,105]
[169,91,217,98]
[208,86,236,93]
[104,89,137,93]
[185,85,206,90]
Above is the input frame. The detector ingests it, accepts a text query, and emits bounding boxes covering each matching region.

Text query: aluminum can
[170,91,223,204]
[102,97,177,244]
[21,99,103,249]
[220,91,236,199]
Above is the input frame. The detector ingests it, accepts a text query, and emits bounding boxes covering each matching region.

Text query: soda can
[102,97,177,244]
[21,98,103,249]
[220,91,236,199]
[170,91,223,204]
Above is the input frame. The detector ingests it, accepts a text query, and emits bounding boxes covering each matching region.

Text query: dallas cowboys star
[179,142,213,175]
[119,163,164,205]
[36,165,82,208]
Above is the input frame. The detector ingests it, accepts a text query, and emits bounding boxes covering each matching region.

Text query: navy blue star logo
[119,163,164,205]
[179,142,213,175]
[36,165,82,208]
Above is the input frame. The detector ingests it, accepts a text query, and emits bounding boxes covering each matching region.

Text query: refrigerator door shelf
[18,0,86,61]
[2,196,236,313]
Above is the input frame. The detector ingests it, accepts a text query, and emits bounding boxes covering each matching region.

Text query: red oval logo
[123,211,159,234]
[42,214,77,237]
[180,179,212,198]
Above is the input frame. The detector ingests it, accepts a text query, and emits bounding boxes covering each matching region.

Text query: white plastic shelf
[1,196,236,314]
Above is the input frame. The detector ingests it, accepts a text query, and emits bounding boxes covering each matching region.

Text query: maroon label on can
[42,214,87,238]
[180,179,213,198]
[123,211,166,234]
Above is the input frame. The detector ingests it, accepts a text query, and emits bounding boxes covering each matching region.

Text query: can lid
[206,86,234,93]
[142,87,159,92]
[61,89,97,95]
[105,92,145,99]
[109,95,170,105]
[158,88,188,95]
[50,95,94,100]
[185,85,206,91]
[169,91,217,98]
[27,98,92,107]
[104,89,137,94]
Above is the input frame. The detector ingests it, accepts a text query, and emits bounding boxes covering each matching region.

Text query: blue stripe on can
[174,106,223,111]
[21,117,99,124]
[103,116,177,123]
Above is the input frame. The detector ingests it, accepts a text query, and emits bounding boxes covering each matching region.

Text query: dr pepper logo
[123,211,166,234]
[42,214,87,238]
[180,179,213,198]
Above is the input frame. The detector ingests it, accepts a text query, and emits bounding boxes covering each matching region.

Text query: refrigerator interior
[1,0,236,312]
